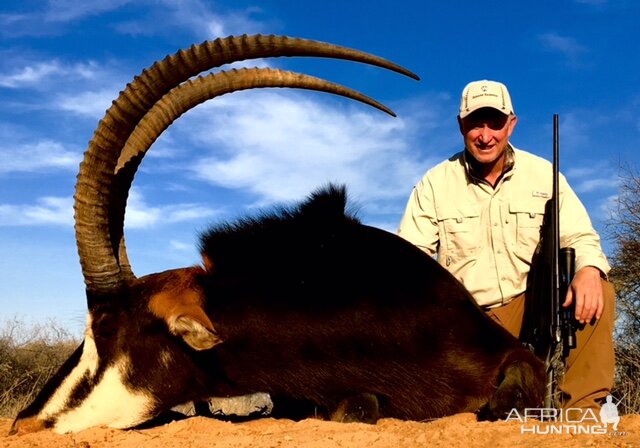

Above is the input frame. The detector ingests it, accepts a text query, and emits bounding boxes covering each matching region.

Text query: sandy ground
[2,413,639,448]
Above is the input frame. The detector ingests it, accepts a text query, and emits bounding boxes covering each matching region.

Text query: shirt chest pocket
[436,204,481,258]
[509,200,547,261]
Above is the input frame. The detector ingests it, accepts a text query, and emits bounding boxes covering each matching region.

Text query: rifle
[521,114,578,409]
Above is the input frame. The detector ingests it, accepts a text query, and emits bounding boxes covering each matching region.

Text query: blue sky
[1,0,638,336]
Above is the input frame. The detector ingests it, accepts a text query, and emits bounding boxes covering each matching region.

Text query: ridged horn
[117,67,397,172]
[74,34,419,300]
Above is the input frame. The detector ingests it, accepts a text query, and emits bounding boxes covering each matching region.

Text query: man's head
[457,80,517,180]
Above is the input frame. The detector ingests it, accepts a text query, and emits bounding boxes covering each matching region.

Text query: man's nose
[478,125,492,143]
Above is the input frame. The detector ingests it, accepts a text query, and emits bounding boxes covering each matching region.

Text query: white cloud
[0,59,103,88]
[169,240,196,252]
[0,140,80,173]
[555,112,590,150]
[599,194,618,220]
[185,90,432,207]
[1,0,265,41]
[0,56,126,125]
[56,89,115,118]
[538,32,587,55]
[0,188,218,228]
[0,61,62,88]
[565,161,619,194]
[574,177,620,194]
[112,0,269,40]
[537,32,588,66]
[0,196,73,226]
[124,189,218,229]
[44,0,133,23]
[153,0,244,38]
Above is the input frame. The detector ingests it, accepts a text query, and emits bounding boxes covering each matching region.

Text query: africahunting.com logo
[506,394,627,436]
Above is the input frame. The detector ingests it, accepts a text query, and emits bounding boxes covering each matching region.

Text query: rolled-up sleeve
[397,177,439,257]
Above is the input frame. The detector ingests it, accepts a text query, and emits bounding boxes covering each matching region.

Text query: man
[397,80,615,411]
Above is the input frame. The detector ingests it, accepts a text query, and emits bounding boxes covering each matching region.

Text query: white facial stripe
[39,316,99,420]
[52,356,155,433]
[37,314,155,433]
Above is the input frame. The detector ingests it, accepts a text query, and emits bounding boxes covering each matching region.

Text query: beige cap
[459,80,514,118]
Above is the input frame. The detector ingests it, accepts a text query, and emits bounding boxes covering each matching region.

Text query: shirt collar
[463,144,515,186]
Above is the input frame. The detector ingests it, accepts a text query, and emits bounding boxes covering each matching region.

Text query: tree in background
[607,164,640,414]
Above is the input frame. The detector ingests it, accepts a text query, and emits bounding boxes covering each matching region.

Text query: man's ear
[457,115,465,135]
[507,114,518,137]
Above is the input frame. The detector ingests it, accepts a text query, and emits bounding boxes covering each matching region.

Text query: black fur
[195,184,544,420]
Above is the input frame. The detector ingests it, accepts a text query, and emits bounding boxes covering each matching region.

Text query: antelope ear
[147,268,223,351]
[167,307,223,351]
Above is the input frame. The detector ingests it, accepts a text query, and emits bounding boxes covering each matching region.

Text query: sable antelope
[10,35,544,435]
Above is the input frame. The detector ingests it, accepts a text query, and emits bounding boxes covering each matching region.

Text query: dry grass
[612,343,640,415]
[0,318,78,418]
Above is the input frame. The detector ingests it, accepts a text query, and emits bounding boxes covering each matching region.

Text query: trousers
[485,280,616,410]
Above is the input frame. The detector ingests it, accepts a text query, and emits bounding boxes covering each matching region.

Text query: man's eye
[487,120,505,130]
[467,121,483,129]
[470,119,506,131]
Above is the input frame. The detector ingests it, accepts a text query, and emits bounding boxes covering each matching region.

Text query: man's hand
[563,266,604,324]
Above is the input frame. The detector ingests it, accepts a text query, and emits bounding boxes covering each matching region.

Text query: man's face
[458,107,517,166]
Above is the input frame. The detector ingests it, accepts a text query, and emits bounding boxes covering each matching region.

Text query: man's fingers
[575,293,603,323]
[595,297,604,321]
[578,295,593,323]
[563,289,574,308]
[573,292,585,323]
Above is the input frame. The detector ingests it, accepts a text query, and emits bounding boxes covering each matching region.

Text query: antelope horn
[74,34,419,302]
[117,67,398,173]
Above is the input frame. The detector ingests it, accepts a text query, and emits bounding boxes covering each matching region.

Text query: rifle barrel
[551,114,561,343]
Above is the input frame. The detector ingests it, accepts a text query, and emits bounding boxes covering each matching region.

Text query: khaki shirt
[397,146,610,308]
